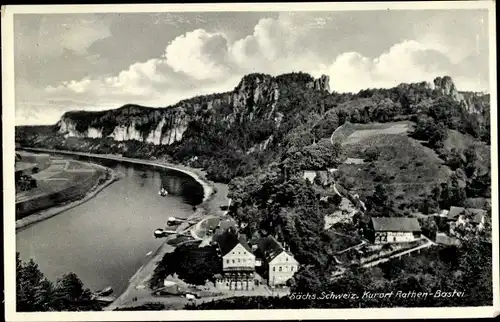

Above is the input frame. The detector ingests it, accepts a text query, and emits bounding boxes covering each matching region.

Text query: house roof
[447,206,466,220]
[215,229,253,256]
[447,206,487,222]
[370,217,421,232]
[257,235,290,262]
[471,210,488,224]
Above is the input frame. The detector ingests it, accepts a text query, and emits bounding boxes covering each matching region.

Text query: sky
[13,9,490,125]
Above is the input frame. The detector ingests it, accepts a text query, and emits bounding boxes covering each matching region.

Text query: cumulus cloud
[37,14,489,126]
[318,40,486,93]
[165,29,231,80]
[45,58,175,101]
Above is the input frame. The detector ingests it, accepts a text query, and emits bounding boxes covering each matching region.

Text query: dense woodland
[15,72,492,309]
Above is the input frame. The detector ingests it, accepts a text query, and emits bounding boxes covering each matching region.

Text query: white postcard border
[2,1,498,321]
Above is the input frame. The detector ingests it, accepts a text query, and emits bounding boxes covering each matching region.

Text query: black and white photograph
[2,1,498,321]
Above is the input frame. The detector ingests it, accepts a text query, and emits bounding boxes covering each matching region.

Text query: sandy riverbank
[15,163,121,231]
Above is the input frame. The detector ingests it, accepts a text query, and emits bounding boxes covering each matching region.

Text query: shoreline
[18,148,227,309]
[15,163,121,231]
[20,148,216,203]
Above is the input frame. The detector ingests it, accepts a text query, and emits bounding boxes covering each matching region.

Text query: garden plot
[343,123,410,145]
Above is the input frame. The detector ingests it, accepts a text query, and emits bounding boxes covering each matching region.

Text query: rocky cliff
[432,76,487,114]
[59,105,197,145]
[18,72,490,183]
[56,73,328,146]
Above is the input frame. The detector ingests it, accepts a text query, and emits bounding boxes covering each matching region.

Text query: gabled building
[447,206,488,230]
[255,235,299,287]
[367,217,422,244]
[215,228,256,291]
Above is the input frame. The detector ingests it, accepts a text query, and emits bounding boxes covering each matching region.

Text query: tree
[16,254,101,312]
[445,148,464,171]
[366,183,394,216]
[463,145,478,178]
[418,217,438,240]
[364,146,380,162]
[410,116,447,148]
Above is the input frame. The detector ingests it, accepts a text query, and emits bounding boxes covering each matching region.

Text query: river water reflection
[16,155,204,295]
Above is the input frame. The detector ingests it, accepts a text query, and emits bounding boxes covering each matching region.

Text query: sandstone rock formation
[433,76,464,103]
[57,73,331,146]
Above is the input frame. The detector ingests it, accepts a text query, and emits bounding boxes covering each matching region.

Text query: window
[273,267,276,272]
[286,257,288,261]
[238,259,240,263]
[279,266,282,272]
[226,259,229,264]
[291,266,294,272]
[232,260,235,264]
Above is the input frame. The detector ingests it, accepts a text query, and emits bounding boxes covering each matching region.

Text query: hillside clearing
[331,121,413,145]
[334,131,451,211]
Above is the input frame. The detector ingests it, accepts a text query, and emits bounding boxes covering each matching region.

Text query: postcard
[2,1,498,321]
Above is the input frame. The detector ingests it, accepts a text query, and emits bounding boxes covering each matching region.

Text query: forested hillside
[16,73,489,183]
[16,72,492,307]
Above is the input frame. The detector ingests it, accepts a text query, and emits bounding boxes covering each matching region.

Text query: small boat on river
[158,187,168,197]
[167,216,185,226]
[154,229,166,238]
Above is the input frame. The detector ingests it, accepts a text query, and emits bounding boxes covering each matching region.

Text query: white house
[256,235,299,287]
[369,217,422,244]
[216,228,256,291]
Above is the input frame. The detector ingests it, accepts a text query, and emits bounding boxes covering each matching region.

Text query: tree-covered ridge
[16,253,103,311]
[17,73,490,184]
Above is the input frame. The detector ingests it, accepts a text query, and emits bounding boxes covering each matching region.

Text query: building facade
[216,229,256,291]
[222,243,256,271]
[369,217,422,244]
[256,235,299,287]
[267,251,299,287]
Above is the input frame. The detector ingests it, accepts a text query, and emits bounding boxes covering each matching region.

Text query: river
[15,155,204,295]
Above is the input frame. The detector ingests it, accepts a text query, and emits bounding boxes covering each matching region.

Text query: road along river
[16,153,205,296]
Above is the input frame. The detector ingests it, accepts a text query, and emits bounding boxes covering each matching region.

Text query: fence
[15,170,104,220]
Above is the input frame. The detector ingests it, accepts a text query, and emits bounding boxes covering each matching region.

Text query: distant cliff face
[58,106,192,145]
[56,73,330,146]
[432,76,486,114]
